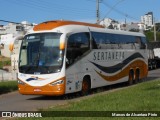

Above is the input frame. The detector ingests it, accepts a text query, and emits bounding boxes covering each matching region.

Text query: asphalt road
[0,69,160,111]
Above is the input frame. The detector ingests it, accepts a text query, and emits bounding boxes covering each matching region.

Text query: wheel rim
[135,70,140,83]
[82,80,89,92]
[129,71,133,85]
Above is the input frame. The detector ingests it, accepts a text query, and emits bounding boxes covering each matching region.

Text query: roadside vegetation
[18,79,160,120]
[0,81,18,95]
[0,55,11,69]
[144,23,160,41]
[145,31,160,42]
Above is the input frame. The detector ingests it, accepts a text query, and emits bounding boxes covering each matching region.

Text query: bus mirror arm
[66,58,69,65]
[88,27,92,49]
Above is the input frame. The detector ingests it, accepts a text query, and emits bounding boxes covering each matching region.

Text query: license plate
[34,88,41,92]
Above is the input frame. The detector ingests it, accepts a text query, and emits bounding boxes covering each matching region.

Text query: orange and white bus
[18,20,148,96]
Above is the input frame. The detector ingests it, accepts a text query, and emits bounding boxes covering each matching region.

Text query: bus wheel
[128,70,134,85]
[135,69,140,83]
[81,77,91,96]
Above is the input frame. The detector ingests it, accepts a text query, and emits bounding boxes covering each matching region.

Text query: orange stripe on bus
[18,77,66,96]
[95,60,148,82]
[33,20,104,31]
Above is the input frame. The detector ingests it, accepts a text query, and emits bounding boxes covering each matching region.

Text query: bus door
[65,32,90,93]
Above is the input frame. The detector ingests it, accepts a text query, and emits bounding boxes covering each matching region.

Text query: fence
[0,71,17,81]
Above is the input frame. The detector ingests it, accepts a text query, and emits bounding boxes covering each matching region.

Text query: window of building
[16,26,24,31]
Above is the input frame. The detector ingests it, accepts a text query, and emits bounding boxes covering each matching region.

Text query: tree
[144,30,160,42]
[156,23,160,31]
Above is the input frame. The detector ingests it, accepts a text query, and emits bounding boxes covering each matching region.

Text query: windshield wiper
[33,43,43,68]
[24,66,32,73]
[33,52,40,67]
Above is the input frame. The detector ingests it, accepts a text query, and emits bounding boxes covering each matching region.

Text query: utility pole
[96,0,100,23]
[154,17,156,41]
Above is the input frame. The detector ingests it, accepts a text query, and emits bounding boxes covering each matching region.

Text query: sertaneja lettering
[93,51,125,61]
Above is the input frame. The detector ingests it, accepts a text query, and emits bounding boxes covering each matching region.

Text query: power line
[3,0,96,22]
[0,20,20,24]
[87,0,139,23]
[0,19,33,26]
[6,0,94,16]
[101,0,139,22]
[102,0,125,20]
[1,0,140,25]
[36,0,95,12]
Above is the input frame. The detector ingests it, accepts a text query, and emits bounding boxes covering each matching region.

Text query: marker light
[18,80,25,85]
[9,43,14,51]
[50,80,64,86]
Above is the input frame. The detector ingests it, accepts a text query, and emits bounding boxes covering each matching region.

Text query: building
[0,23,24,36]
[0,21,32,73]
[0,21,34,35]
[100,18,120,30]
[141,12,154,29]
[0,25,6,35]
[137,23,146,32]
[123,23,139,32]
[0,21,34,58]
[100,18,143,32]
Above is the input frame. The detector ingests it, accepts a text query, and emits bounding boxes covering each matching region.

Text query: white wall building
[125,23,139,31]
[141,12,153,29]
[100,18,121,30]
[0,21,34,58]
[0,25,6,35]
[138,23,146,32]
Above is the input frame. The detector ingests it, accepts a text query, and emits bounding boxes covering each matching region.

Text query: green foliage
[157,32,160,41]
[0,81,18,94]
[0,56,11,68]
[0,60,11,68]
[17,79,160,120]
[144,28,160,42]
[156,23,160,31]
[52,79,160,111]
[144,31,154,41]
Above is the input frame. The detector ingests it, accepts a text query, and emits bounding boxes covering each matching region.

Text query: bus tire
[154,62,157,69]
[81,76,91,96]
[128,70,134,85]
[135,69,140,83]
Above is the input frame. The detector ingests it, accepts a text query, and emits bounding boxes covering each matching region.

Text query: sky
[0,0,160,25]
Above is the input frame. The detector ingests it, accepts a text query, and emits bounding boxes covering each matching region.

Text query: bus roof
[32,20,145,37]
[33,20,104,31]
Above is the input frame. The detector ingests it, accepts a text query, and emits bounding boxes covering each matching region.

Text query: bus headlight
[50,80,64,86]
[18,80,25,85]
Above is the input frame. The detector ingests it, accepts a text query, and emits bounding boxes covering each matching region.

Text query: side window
[92,32,100,49]
[135,36,146,49]
[119,35,135,49]
[66,32,90,67]
[141,37,147,49]
[91,32,146,50]
[105,33,119,49]
[92,32,108,49]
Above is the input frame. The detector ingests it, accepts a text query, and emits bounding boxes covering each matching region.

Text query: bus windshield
[19,33,64,74]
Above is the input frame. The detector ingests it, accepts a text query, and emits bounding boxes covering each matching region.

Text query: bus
[18,20,148,96]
